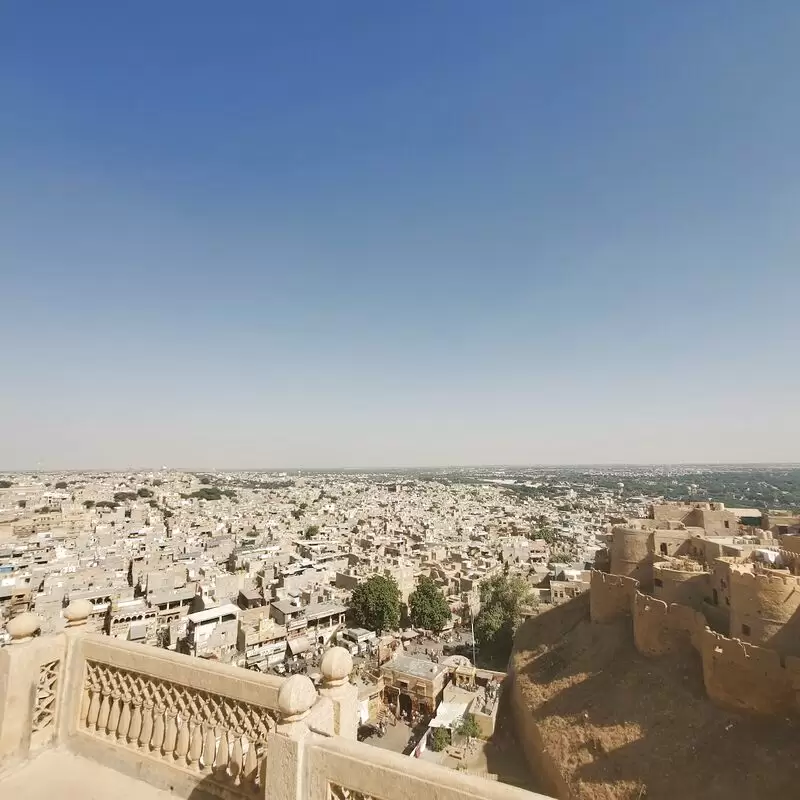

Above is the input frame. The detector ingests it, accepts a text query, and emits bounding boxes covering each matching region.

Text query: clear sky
[1,3,799,470]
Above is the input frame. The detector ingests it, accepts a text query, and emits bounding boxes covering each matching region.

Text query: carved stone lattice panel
[328,784,382,800]
[32,659,60,732]
[82,659,278,796]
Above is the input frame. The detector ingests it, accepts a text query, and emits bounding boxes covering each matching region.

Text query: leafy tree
[96,500,118,509]
[137,487,154,498]
[113,491,138,502]
[199,476,211,485]
[474,573,534,663]
[0,480,12,488]
[304,525,320,539]
[409,576,452,632]
[55,481,68,489]
[429,727,450,752]
[455,713,481,741]
[152,479,163,487]
[349,575,400,635]
[17,500,26,509]
[83,500,95,509]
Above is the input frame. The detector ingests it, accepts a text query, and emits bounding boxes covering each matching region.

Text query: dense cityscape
[2,464,799,792]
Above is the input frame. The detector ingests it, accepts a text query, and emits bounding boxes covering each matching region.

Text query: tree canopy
[55,481,68,489]
[455,713,481,741]
[474,573,535,663]
[408,576,451,632]
[137,487,154,498]
[349,575,400,635]
[0,480,12,489]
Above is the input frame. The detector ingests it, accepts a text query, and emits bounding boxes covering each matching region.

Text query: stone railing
[0,604,552,800]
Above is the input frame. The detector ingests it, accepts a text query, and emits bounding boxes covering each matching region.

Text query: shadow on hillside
[511,603,800,800]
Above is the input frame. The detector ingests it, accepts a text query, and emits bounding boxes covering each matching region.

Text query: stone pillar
[58,599,93,744]
[263,675,319,800]
[0,613,45,767]
[319,647,358,739]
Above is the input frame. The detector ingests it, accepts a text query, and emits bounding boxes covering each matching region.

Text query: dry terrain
[511,597,800,800]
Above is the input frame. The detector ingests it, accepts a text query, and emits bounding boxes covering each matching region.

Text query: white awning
[428,701,469,729]
[288,637,311,656]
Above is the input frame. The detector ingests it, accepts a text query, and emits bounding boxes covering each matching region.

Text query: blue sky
[1,2,799,469]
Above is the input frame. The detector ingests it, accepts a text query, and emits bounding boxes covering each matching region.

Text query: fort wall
[700,628,800,715]
[728,566,800,656]
[632,591,705,657]
[652,563,710,608]
[587,570,800,717]
[609,527,651,586]
[589,570,638,623]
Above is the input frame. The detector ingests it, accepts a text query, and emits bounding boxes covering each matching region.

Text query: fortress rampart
[632,590,705,656]
[589,570,638,622]
[589,568,800,716]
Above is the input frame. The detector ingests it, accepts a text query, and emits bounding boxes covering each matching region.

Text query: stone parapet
[589,570,639,623]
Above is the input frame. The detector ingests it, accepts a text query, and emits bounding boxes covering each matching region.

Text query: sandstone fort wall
[632,591,705,657]
[589,570,638,623]
[588,570,800,717]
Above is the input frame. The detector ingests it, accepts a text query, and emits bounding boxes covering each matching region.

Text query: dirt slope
[511,598,800,800]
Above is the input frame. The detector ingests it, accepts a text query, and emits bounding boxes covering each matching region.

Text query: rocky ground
[511,598,800,800]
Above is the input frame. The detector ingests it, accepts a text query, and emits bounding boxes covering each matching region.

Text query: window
[742,624,751,636]
[724,521,730,529]
[654,578,663,588]
[660,543,668,556]
[712,589,718,606]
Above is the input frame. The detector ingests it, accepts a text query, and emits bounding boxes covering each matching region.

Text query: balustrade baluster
[117,693,132,740]
[80,683,91,725]
[175,714,190,760]
[86,683,101,730]
[140,701,154,749]
[163,709,178,757]
[128,699,142,744]
[107,690,121,736]
[214,729,230,773]
[187,719,203,768]
[151,705,166,752]
[243,738,258,787]
[230,734,243,784]
[201,725,216,769]
[97,690,111,732]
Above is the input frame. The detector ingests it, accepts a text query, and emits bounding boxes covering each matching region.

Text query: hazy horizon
[2,3,799,469]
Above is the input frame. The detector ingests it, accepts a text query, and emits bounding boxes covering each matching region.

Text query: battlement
[588,556,800,718]
[633,591,705,656]
[589,570,638,623]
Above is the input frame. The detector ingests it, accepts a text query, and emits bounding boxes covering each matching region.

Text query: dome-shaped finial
[63,598,93,627]
[277,674,317,722]
[321,646,353,687]
[6,612,41,643]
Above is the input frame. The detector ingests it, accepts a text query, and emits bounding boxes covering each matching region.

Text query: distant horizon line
[2,461,799,474]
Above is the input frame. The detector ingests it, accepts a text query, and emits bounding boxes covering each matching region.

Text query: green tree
[408,576,452,632]
[55,481,68,489]
[474,573,534,663]
[0,480,12,489]
[113,491,138,502]
[455,713,481,742]
[429,727,450,752]
[137,487,154,498]
[304,525,320,539]
[349,575,400,635]
[83,500,95,509]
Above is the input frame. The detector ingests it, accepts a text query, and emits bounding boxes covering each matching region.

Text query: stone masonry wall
[632,591,706,657]
[700,628,800,715]
[589,570,639,623]
[588,571,800,717]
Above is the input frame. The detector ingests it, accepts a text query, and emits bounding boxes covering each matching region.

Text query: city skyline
[2,3,799,469]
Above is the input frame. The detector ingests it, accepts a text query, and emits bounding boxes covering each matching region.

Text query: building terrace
[0,602,551,800]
